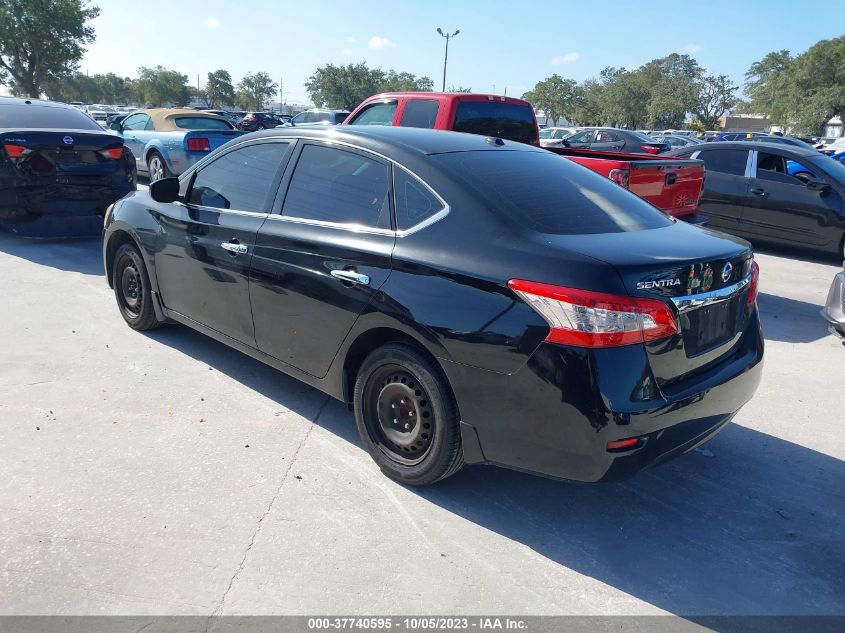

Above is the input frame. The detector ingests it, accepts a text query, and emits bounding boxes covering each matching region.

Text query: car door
[685,148,751,232]
[743,150,842,246]
[153,140,295,345]
[591,129,624,152]
[119,113,150,169]
[250,141,395,378]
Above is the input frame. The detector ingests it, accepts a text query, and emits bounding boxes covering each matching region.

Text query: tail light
[606,437,644,452]
[244,115,256,122]
[4,144,26,158]
[187,137,211,152]
[608,168,629,188]
[639,145,661,154]
[99,147,123,159]
[746,260,760,306]
[508,279,679,348]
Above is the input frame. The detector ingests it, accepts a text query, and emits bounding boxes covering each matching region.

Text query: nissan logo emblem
[721,262,733,283]
[62,136,74,145]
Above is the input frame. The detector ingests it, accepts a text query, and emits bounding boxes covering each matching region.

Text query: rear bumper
[444,309,764,483]
[821,271,845,339]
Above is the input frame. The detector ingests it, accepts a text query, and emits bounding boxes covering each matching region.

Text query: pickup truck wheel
[354,343,464,486]
[147,151,169,182]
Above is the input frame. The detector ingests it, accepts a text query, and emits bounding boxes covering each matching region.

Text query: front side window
[122,114,150,131]
[348,102,398,126]
[757,152,807,185]
[698,149,748,176]
[393,167,444,230]
[188,142,292,212]
[567,129,595,144]
[291,111,311,124]
[399,100,439,129]
[282,144,390,229]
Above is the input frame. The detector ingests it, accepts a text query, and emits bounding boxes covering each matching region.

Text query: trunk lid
[547,223,755,388]
[626,158,704,218]
[1,129,125,185]
[182,129,243,154]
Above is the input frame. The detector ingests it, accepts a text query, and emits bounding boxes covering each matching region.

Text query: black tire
[112,242,163,331]
[353,343,464,486]
[146,150,169,182]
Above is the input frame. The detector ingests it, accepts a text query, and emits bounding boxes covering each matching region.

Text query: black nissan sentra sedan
[103,126,763,486]
[0,97,136,237]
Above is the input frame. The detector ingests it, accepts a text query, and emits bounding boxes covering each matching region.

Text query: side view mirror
[149,177,180,203]
[806,179,831,194]
[561,138,570,147]
[109,122,123,132]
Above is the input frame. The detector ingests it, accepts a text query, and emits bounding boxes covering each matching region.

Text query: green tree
[134,66,189,107]
[447,85,472,92]
[235,72,278,110]
[599,66,649,128]
[570,80,604,126]
[692,74,738,129]
[641,54,702,128]
[206,69,235,108]
[381,70,434,92]
[745,49,793,121]
[0,0,99,98]
[305,63,386,110]
[522,74,577,126]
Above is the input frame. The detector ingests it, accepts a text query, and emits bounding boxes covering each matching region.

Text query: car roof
[671,140,820,157]
[131,108,231,130]
[243,125,545,158]
[0,97,77,110]
[362,92,532,107]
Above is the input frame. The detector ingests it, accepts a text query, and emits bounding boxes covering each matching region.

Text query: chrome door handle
[221,241,248,254]
[331,269,370,285]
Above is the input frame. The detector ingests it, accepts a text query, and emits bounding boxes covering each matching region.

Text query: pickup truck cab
[345,92,704,219]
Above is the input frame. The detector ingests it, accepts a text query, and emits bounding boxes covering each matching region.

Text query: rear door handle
[750,188,769,197]
[331,269,370,285]
[221,240,248,255]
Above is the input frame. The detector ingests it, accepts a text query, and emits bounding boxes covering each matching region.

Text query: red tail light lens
[187,137,211,152]
[4,144,26,158]
[99,147,123,159]
[640,145,661,154]
[508,279,679,348]
[608,168,630,188]
[746,260,760,306]
[606,437,643,452]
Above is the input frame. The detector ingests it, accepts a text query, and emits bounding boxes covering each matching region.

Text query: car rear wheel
[147,151,169,183]
[113,243,163,331]
[353,343,464,486]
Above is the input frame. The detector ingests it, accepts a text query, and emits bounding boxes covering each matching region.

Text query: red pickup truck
[343,92,705,220]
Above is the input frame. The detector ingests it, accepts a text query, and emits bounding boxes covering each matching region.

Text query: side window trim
[184,139,295,215]
[271,140,395,234]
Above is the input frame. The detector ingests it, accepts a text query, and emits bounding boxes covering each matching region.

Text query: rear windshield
[453,101,537,145]
[173,116,233,130]
[0,103,103,130]
[436,150,671,235]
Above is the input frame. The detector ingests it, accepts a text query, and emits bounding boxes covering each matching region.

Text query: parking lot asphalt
[0,232,843,617]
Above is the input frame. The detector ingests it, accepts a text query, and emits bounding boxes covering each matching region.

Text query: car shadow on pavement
[0,232,103,277]
[757,292,832,343]
[752,242,842,266]
[145,323,845,617]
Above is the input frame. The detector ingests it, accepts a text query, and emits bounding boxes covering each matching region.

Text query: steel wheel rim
[363,365,434,466]
[118,258,142,318]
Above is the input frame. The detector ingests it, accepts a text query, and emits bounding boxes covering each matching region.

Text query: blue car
[788,150,845,178]
[110,109,244,181]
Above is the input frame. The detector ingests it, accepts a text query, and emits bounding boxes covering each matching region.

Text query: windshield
[809,154,845,184]
[436,150,671,235]
[0,104,103,130]
[173,117,233,130]
[453,101,537,145]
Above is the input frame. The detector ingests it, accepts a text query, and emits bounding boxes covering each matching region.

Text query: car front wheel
[353,343,464,486]
[113,242,163,331]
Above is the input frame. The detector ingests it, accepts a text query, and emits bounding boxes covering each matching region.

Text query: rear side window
[698,149,748,176]
[188,142,292,212]
[399,100,439,129]
[173,117,232,130]
[453,101,537,144]
[393,167,444,230]
[436,150,671,235]
[348,102,397,126]
[0,103,103,130]
[282,144,390,229]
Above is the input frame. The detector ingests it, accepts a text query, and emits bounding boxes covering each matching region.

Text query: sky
[70,0,843,105]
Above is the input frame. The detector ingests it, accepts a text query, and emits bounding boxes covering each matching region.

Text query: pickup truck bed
[546,147,705,220]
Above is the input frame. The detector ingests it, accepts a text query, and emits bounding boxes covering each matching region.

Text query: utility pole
[436,28,460,92]
[197,74,200,105]
[280,76,283,112]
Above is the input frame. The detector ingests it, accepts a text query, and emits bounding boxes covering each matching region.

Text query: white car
[826,137,845,153]
[539,126,579,147]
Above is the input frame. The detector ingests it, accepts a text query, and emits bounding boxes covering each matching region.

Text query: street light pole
[436,28,460,92]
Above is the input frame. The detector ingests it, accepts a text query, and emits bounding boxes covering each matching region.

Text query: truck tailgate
[627,159,705,219]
